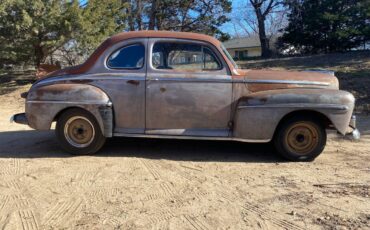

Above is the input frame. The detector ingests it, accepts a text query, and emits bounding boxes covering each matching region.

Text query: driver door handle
[127,80,140,86]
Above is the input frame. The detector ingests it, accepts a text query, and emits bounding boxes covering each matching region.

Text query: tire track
[219,191,303,230]
[102,217,121,228]
[160,182,176,197]
[171,164,304,230]
[89,188,121,201]
[70,171,102,187]
[241,202,304,230]
[0,212,10,229]
[0,158,22,175]
[43,198,83,227]
[0,195,10,212]
[139,159,162,180]
[18,209,39,230]
[148,210,176,225]
[6,180,21,190]
[12,195,32,209]
[156,161,196,182]
[183,215,210,230]
[242,210,270,230]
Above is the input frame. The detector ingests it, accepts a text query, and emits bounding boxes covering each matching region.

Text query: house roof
[223,36,261,49]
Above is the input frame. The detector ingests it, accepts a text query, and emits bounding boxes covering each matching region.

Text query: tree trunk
[136,0,143,30]
[149,0,157,30]
[256,9,271,58]
[127,6,135,31]
[34,44,44,69]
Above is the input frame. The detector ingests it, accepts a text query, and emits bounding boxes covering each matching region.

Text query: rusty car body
[12,31,360,161]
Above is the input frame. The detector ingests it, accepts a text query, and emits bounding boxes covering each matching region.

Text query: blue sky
[220,0,245,36]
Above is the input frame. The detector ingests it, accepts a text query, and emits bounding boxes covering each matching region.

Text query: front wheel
[56,108,106,155]
[274,116,326,161]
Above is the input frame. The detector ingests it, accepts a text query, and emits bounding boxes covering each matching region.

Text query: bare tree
[148,0,157,30]
[248,0,283,57]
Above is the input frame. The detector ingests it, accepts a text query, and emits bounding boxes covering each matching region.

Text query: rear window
[107,44,145,69]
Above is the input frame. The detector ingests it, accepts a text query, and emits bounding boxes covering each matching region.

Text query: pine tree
[279,0,370,54]
[0,0,82,67]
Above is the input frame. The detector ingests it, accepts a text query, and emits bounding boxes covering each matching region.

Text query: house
[223,36,277,59]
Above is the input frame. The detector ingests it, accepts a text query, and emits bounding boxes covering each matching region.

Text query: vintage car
[11,31,360,161]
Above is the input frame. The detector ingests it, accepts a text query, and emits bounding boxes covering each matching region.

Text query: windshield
[221,44,238,69]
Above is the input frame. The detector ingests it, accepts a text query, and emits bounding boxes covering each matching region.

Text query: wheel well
[53,107,89,122]
[274,110,332,136]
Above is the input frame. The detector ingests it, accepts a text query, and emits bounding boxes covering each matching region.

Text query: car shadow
[0,130,285,163]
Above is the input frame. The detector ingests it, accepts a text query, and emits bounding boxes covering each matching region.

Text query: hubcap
[285,122,319,155]
[64,116,95,148]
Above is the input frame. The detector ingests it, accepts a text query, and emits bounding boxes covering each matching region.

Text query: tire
[274,116,326,161]
[55,108,106,155]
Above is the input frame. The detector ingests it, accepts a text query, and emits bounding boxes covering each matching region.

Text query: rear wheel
[274,116,326,161]
[56,108,106,155]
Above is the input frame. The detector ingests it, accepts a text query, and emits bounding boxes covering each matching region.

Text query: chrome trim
[26,100,111,105]
[145,128,229,137]
[35,74,145,86]
[238,103,348,110]
[10,113,28,125]
[146,77,330,86]
[37,73,329,86]
[349,115,356,129]
[244,79,329,86]
[304,69,335,76]
[113,132,271,143]
[351,129,361,141]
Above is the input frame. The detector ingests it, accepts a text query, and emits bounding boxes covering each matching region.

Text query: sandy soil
[0,85,369,229]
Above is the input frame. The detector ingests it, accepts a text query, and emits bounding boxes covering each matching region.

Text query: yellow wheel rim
[285,122,319,155]
[64,116,95,148]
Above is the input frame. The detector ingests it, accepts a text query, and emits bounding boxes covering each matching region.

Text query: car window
[203,47,221,70]
[107,44,145,69]
[221,44,238,69]
[152,42,221,71]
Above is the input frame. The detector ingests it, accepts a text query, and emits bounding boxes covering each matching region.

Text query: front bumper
[345,115,360,141]
[10,113,28,125]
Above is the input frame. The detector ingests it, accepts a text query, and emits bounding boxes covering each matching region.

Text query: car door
[89,38,147,134]
[145,38,232,137]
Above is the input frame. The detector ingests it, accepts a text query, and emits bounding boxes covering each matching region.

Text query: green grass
[237,51,370,114]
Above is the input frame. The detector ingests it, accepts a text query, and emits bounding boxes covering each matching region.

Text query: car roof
[48,31,236,77]
[109,30,222,46]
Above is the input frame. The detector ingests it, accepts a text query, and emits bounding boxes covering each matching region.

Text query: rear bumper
[10,113,28,125]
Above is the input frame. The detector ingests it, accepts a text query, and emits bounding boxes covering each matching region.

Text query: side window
[107,44,145,69]
[203,47,221,70]
[152,42,221,71]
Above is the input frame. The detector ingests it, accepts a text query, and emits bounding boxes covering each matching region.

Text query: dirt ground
[0,85,369,230]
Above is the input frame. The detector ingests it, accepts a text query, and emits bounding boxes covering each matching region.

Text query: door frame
[144,38,233,137]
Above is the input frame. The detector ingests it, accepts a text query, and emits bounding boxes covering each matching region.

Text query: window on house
[235,50,249,60]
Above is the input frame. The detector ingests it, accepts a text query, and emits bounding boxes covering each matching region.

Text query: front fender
[26,83,113,137]
[233,89,355,141]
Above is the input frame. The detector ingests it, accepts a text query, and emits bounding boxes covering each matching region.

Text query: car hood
[234,69,339,92]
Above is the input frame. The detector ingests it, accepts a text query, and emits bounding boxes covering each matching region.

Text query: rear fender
[26,83,113,137]
[233,89,355,141]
